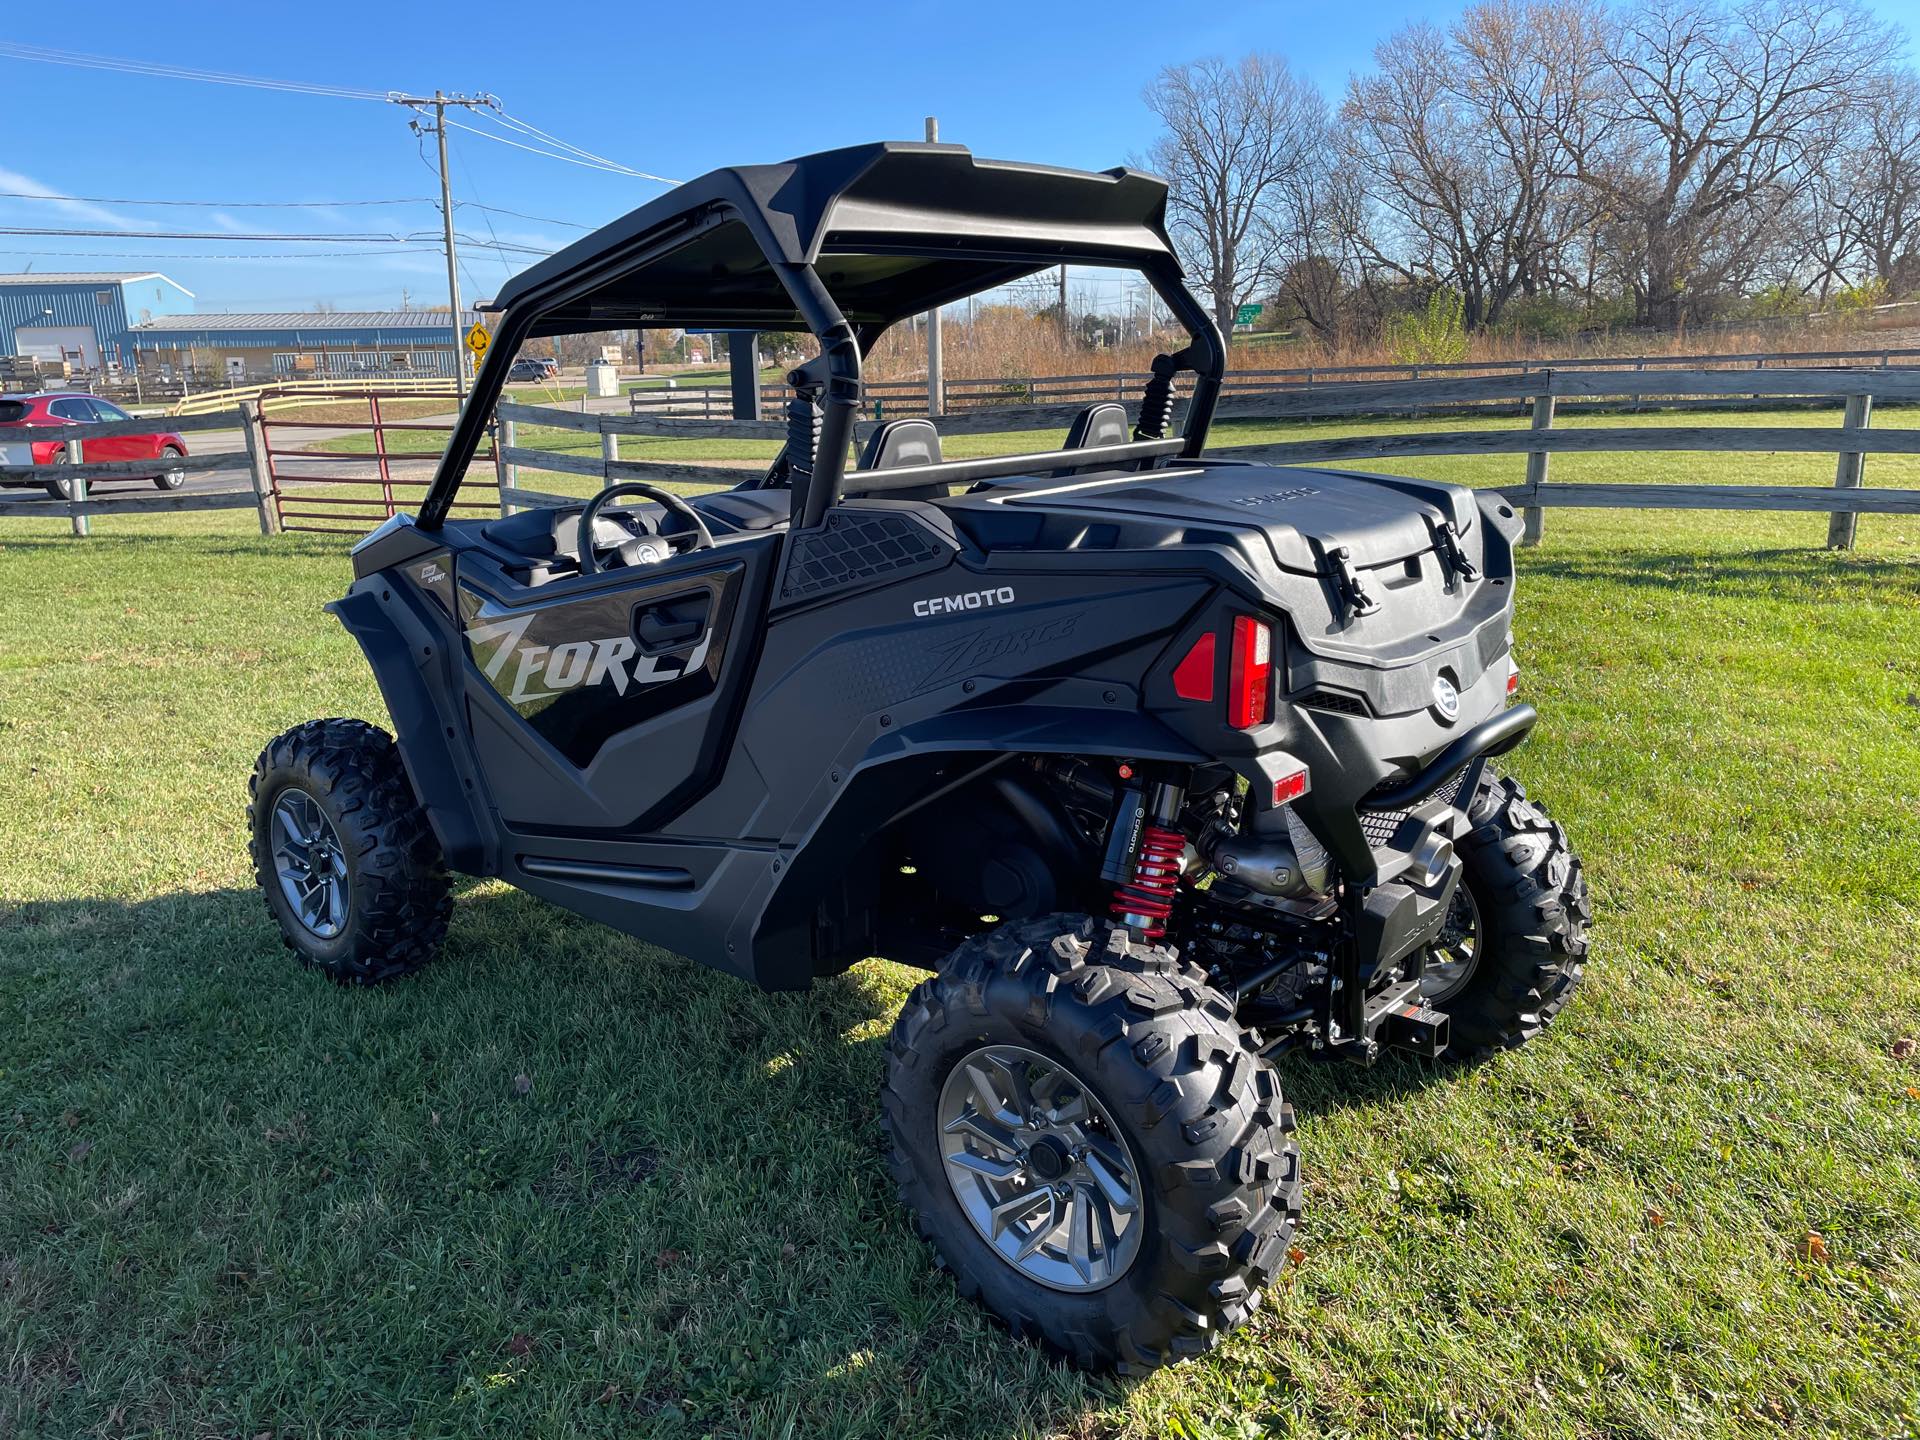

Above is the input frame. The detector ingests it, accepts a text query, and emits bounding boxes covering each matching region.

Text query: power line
[487,107,681,184]
[0,225,420,242]
[0,222,546,253]
[456,201,591,230]
[0,247,441,260]
[0,42,388,100]
[0,190,437,209]
[441,117,656,177]
[0,43,682,188]
[450,232,551,257]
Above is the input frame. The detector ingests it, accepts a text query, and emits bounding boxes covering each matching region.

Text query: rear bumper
[1365,704,1534,810]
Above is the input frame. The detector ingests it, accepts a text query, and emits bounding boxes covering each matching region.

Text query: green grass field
[2,420,1919,1438]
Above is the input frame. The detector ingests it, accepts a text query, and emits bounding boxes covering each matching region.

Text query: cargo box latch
[1327,546,1380,621]
[1428,518,1479,584]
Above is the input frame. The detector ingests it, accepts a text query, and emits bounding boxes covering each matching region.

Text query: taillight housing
[1171,631,1216,702]
[1506,657,1521,698]
[1227,616,1272,729]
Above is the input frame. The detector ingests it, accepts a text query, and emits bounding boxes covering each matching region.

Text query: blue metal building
[0,272,196,369]
[127,308,485,379]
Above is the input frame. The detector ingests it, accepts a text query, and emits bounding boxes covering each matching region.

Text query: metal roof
[0,271,170,286]
[129,309,484,333]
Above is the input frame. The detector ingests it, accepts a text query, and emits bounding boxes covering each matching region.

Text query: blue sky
[3,0,1915,313]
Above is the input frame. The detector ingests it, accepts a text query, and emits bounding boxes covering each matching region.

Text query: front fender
[328,583,497,874]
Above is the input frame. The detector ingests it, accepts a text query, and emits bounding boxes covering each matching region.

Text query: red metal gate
[260,390,496,535]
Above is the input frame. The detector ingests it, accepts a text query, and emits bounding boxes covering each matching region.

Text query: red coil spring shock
[1111,822,1185,938]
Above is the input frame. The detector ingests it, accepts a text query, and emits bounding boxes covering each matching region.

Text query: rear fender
[746,699,1204,987]
[328,582,497,874]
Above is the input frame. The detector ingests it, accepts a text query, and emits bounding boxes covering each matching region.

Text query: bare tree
[1341,0,1611,330]
[1832,70,1920,294]
[1570,0,1896,326]
[1142,55,1329,335]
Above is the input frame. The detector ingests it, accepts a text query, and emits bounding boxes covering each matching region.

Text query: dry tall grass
[859,307,1920,386]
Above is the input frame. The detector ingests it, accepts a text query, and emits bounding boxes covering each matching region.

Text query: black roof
[489,142,1178,335]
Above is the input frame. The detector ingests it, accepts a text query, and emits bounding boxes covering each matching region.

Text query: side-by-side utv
[249,143,1589,1373]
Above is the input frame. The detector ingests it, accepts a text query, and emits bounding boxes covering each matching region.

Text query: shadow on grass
[0,883,1121,1438]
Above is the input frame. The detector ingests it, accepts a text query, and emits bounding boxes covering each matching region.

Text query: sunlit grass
[1,420,1916,1437]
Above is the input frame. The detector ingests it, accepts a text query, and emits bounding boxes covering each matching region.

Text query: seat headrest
[1064,401,1128,451]
[859,417,943,471]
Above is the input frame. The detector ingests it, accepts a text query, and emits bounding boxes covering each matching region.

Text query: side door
[448,530,780,834]
[83,399,149,463]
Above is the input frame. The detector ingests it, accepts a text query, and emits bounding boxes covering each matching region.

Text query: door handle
[637,606,704,647]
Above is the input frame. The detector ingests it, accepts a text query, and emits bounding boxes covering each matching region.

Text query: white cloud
[0,165,140,230]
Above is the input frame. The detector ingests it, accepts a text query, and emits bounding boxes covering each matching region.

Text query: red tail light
[1171,632,1216,702]
[1506,659,1521,697]
[1227,616,1272,729]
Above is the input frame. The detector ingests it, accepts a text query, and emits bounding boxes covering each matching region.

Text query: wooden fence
[0,408,276,537]
[627,342,1920,422]
[169,375,459,418]
[506,364,1920,550]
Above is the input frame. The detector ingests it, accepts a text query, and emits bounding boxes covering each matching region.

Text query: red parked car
[0,392,189,500]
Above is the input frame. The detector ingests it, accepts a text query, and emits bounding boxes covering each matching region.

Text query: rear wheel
[1420,769,1590,1057]
[44,449,72,501]
[882,915,1301,1373]
[248,718,450,984]
[153,445,187,491]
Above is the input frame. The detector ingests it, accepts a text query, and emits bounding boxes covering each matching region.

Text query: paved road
[3,389,645,508]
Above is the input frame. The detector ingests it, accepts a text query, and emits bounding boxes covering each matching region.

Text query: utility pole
[390,90,497,400]
[924,116,944,416]
[1058,264,1069,348]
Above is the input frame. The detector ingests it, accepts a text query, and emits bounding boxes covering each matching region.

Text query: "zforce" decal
[466,613,711,706]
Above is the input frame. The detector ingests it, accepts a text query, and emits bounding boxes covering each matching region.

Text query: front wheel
[1420,769,1590,1057]
[882,915,1301,1373]
[248,718,450,984]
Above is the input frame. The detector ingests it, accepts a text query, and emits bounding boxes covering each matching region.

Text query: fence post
[1826,392,1873,550]
[602,425,619,479]
[495,416,515,517]
[69,434,88,538]
[238,400,277,535]
[1522,380,1555,547]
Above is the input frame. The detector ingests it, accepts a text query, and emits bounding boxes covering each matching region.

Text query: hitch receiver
[1378,995,1450,1059]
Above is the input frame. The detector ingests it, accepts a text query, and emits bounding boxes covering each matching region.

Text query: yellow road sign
[465,322,491,358]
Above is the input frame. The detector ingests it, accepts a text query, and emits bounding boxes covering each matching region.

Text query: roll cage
[417,141,1225,531]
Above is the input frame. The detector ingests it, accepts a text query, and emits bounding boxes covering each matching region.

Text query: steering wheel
[575,481,716,575]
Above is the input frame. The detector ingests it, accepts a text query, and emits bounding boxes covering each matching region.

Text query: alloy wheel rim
[271,787,349,940]
[1422,882,1482,1003]
[936,1043,1145,1292]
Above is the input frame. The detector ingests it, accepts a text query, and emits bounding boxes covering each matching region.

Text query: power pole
[390,90,496,400]
[924,116,944,416]
[1058,264,1069,348]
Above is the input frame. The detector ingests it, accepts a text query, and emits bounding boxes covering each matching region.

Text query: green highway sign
[1234,303,1264,326]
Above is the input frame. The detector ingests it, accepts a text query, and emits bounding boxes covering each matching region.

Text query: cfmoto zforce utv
[250,144,1589,1373]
